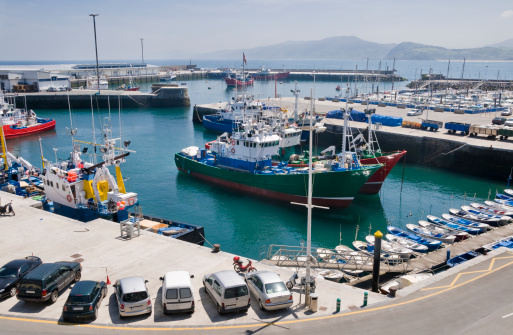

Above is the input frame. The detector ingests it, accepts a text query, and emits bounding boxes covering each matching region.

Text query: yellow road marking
[421,252,513,291]
[1,255,513,331]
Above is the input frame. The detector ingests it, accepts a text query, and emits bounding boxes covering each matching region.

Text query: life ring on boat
[231,148,235,154]
[66,195,73,203]
[128,198,135,206]
[231,139,236,146]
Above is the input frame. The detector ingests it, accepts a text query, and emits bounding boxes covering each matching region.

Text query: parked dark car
[0,256,42,299]
[62,280,107,322]
[492,117,506,125]
[17,262,81,304]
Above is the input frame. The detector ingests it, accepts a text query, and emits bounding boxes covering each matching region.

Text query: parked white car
[407,109,423,116]
[203,270,250,315]
[504,118,513,127]
[501,109,512,116]
[159,271,195,314]
[245,271,293,311]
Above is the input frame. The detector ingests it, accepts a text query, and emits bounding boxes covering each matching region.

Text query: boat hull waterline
[175,154,379,208]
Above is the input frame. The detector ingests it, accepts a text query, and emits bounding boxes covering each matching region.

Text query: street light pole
[140,38,144,64]
[89,14,100,95]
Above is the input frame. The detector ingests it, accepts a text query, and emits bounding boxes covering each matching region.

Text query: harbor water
[6,59,513,260]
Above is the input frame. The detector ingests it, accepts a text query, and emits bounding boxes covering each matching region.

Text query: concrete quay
[194,97,513,180]
[8,87,190,109]
[0,191,389,328]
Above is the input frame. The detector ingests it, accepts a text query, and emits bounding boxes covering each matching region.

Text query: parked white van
[159,271,195,314]
[203,270,250,315]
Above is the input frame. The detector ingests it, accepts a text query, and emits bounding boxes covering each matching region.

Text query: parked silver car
[407,108,423,116]
[245,271,293,311]
[113,276,152,318]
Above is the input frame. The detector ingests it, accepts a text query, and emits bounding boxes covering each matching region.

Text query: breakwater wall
[321,124,513,181]
[12,87,190,109]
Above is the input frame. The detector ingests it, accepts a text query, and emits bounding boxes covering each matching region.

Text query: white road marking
[502,312,513,319]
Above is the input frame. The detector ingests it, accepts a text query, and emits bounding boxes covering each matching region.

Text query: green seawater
[8,79,511,260]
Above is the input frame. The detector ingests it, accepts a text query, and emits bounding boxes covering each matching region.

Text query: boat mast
[291,81,300,123]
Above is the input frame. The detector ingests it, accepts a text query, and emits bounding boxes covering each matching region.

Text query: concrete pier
[0,191,388,327]
[9,86,190,109]
[195,97,513,180]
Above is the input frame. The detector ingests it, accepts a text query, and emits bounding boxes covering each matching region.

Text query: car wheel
[217,304,223,315]
[259,299,265,311]
[73,271,81,283]
[93,307,98,320]
[234,264,241,272]
[286,281,293,290]
[49,290,58,304]
[9,286,17,297]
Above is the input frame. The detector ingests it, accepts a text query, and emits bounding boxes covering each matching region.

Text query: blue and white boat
[442,213,490,232]
[483,236,513,251]
[449,208,503,226]
[447,250,481,267]
[203,95,266,134]
[406,223,456,244]
[496,193,513,201]
[418,220,470,241]
[504,189,513,198]
[460,206,511,225]
[470,202,513,217]
[426,215,482,235]
[494,198,513,208]
[384,234,429,253]
[386,226,442,251]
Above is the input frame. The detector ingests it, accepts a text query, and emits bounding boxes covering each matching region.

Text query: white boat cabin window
[62,184,65,191]
[56,182,59,189]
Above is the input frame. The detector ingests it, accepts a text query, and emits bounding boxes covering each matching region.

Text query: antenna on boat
[90,95,97,164]
[53,148,58,164]
[368,223,372,236]
[354,223,360,242]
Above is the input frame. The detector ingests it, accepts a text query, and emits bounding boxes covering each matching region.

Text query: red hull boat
[358,150,406,194]
[224,77,254,87]
[4,119,56,138]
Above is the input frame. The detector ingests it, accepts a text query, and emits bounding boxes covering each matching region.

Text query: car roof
[23,263,61,280]
[23,262,75,280]
[119,276,146,293]
[70,280,98,296]
[2,257,40,269]
[211,271,246,287]
[251,271,282,283]
[164,271,191,287]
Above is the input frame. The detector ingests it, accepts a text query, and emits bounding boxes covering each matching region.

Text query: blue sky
[1,0,512,61]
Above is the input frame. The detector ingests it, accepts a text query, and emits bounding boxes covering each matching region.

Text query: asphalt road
[2,251,513,335]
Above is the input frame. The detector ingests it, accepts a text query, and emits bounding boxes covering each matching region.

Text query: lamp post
[140,38,144,64]
[89,14,100,95]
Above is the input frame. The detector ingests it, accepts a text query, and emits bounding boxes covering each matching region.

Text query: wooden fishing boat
[387,226,442,251]
[427,215,482,235]
[384,234,429,253]
[447,250,481,267]
[470,202,513,217]
[418,220,469,241]
[406,223,456,244]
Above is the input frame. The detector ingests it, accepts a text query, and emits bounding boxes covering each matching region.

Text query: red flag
[243,53,247,66]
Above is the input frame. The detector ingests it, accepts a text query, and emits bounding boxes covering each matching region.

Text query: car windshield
[265,282,288,294]
[224,286,248,299]
[67,295,91,304]
[123,291,148,303]
[0,267,17,278]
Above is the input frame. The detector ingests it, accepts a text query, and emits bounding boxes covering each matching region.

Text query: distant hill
[196,36,397,60]
[195,36,513,61]
[487,38,513,49]
[386,42,513,60]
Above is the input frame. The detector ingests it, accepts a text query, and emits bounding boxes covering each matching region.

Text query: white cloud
[500,10,513,18]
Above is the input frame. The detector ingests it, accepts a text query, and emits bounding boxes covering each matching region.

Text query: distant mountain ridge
[195,36,513,60]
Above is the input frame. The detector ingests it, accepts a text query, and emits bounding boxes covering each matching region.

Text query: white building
[0,69,70,92]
